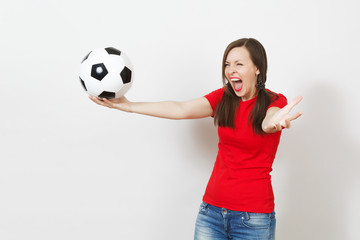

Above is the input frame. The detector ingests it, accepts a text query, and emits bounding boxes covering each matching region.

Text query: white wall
[1,0,359,239]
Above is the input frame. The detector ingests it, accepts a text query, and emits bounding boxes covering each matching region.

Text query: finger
[283,118,291,129]
[102,98,111,103]
[89,96,111,107]
[288,112,303,121]
[286,96,303,111]
[264,122,282,133]
[89,96,104,105]
[102,98,116,108]
[274,122,282,132]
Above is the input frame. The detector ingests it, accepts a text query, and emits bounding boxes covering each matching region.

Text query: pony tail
[214,82,241,128]
[249,88,268,134]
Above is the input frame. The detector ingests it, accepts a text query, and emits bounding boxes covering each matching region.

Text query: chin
[232,88,244,98]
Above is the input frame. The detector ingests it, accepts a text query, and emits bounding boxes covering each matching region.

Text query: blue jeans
[194,202,276,240]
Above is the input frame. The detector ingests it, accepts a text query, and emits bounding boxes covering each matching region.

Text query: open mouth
[230,78,243,91]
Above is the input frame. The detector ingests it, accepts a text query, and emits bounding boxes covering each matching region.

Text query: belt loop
[244,212,250,220]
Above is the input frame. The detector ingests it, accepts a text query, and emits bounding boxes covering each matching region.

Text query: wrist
[126,101,136,113]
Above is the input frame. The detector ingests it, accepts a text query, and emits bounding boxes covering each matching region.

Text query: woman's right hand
[89,96,132,112]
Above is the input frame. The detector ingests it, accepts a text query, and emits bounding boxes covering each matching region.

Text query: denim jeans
[194,202,276,240]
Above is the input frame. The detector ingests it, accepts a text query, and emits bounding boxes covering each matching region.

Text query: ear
[255,66,260,75]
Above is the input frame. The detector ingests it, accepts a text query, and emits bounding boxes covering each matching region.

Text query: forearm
[129,101,188,119]
[129,97,213,120]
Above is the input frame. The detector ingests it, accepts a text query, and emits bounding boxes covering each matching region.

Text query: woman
[90,38,302,240]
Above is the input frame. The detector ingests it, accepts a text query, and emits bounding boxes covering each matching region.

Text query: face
[224,46,260,101]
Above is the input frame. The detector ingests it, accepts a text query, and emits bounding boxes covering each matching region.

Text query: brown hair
[214,38,278,134]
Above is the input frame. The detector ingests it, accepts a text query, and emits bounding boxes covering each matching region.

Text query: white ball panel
[115,82,132,98]
[120,52,133,71]
[101,73,124,92]
[87,48,109,61]
[104,56,125,74]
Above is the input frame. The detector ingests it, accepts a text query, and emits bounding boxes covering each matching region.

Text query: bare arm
[262,96,303,133]
[89,96,213,120]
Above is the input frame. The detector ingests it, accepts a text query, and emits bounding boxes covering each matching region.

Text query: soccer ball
[79,47,133,99]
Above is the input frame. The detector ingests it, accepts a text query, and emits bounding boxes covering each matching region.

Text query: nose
[226,64,236,74]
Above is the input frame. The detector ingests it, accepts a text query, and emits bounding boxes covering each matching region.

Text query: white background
[1,0,359,239]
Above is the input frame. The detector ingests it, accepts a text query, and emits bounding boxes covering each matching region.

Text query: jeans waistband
[201,202,275,220]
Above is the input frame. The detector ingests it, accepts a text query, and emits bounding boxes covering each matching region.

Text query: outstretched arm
[262,96,303,133]
[89,96,213,120]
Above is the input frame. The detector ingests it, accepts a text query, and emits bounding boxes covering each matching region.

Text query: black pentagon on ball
[105,47,121,55]
[98,91,116,99]
[79,77,87,91]
[91,63,108,81]
[120,66,132,84]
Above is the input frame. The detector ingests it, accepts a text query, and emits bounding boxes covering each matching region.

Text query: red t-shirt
[203,87,287,213]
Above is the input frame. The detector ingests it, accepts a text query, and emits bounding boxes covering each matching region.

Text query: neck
[241,89,259,101]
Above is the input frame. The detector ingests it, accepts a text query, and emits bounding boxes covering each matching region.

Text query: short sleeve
[204,87,225,111]
[268,92,287,109]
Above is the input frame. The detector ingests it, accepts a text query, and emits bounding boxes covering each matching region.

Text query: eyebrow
[225,59,244,63]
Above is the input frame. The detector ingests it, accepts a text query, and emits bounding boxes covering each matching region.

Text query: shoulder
[204,87,225,111]
[205,87,225,98]
[266,89,287,109]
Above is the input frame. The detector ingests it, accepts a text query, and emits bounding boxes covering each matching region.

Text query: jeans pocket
[241,213,271,229]
[198,202,209,215]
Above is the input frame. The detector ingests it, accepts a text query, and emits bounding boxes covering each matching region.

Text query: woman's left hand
[262,96,303,133]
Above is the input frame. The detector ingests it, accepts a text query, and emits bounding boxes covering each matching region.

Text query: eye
[237,63,243,66]
[224,63,230,67]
